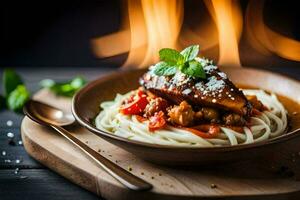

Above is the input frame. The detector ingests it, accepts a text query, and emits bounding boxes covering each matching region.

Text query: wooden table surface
[0,66,299,200]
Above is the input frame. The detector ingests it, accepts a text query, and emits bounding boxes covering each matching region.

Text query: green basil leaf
[70,77,86,89]
[3,68,23,97]
[180,45,199,62]
[40,76,86,97]
[40,79,55,88]
[7,85,30,112]
[153,62,177,76]
[159,48,184,66]
[181,60,206,78]
[50,84,74,97]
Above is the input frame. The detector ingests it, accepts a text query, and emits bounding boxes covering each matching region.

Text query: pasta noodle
[95,89,287,147]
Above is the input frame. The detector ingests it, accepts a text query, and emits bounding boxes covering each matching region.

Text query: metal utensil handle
[51,125,152,191]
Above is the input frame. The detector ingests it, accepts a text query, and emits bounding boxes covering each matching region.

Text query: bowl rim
[72,66,300,152]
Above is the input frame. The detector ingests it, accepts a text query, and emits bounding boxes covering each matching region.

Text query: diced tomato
[137,88,145,97]
[182,125,220,138]
[120,90,148,115]
[135,115,147,123]
[148,111,166,132]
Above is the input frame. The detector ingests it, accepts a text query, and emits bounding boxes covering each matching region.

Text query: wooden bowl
[72,67,300,166]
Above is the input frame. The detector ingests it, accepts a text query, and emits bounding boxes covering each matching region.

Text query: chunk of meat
[222,113,246,126]
[168,101,194,126]
[144,97,168,117]
[200,107,219,123]
[140,64,252,117]
[246,95,266,111]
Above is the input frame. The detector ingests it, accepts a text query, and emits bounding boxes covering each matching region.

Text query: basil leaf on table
[40,76,86,97]
[70,77,86,89]
[7,85,30,112]
[3,68,23,97]
[153,62,177,76]
[40,79,55,88]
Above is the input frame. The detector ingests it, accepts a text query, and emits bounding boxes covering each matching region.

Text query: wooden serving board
[21,89,300,200]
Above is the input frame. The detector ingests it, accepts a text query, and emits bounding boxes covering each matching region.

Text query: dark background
[1,0,300,68]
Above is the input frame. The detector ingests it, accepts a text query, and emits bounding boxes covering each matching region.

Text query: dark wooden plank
[0,169,101,200]
[0,111,24,128]
[0,127,41,169]
[0,66,114,82]
[0,67,115,98]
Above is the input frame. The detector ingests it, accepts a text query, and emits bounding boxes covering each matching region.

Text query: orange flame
[92,0,300,68]
[245,0,300,62]
[204,0,243,67]
[92,0,183,68]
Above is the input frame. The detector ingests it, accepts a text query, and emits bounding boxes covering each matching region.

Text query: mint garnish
[154,45,206,78]
[153,62,177,76]
[181,60,205,78]
[159,48,184,66]
[180,45,199,62]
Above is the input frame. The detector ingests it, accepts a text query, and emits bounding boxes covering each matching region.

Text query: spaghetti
[95,89,287,147]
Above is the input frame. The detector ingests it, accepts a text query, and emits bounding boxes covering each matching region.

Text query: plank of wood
[0,127,41,169]
[0,67,114,85]
[0,169,100,200]
[0,111,24,128]
[20,89,300,200]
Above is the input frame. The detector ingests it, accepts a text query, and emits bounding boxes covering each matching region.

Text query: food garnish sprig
[153,45,206,78]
